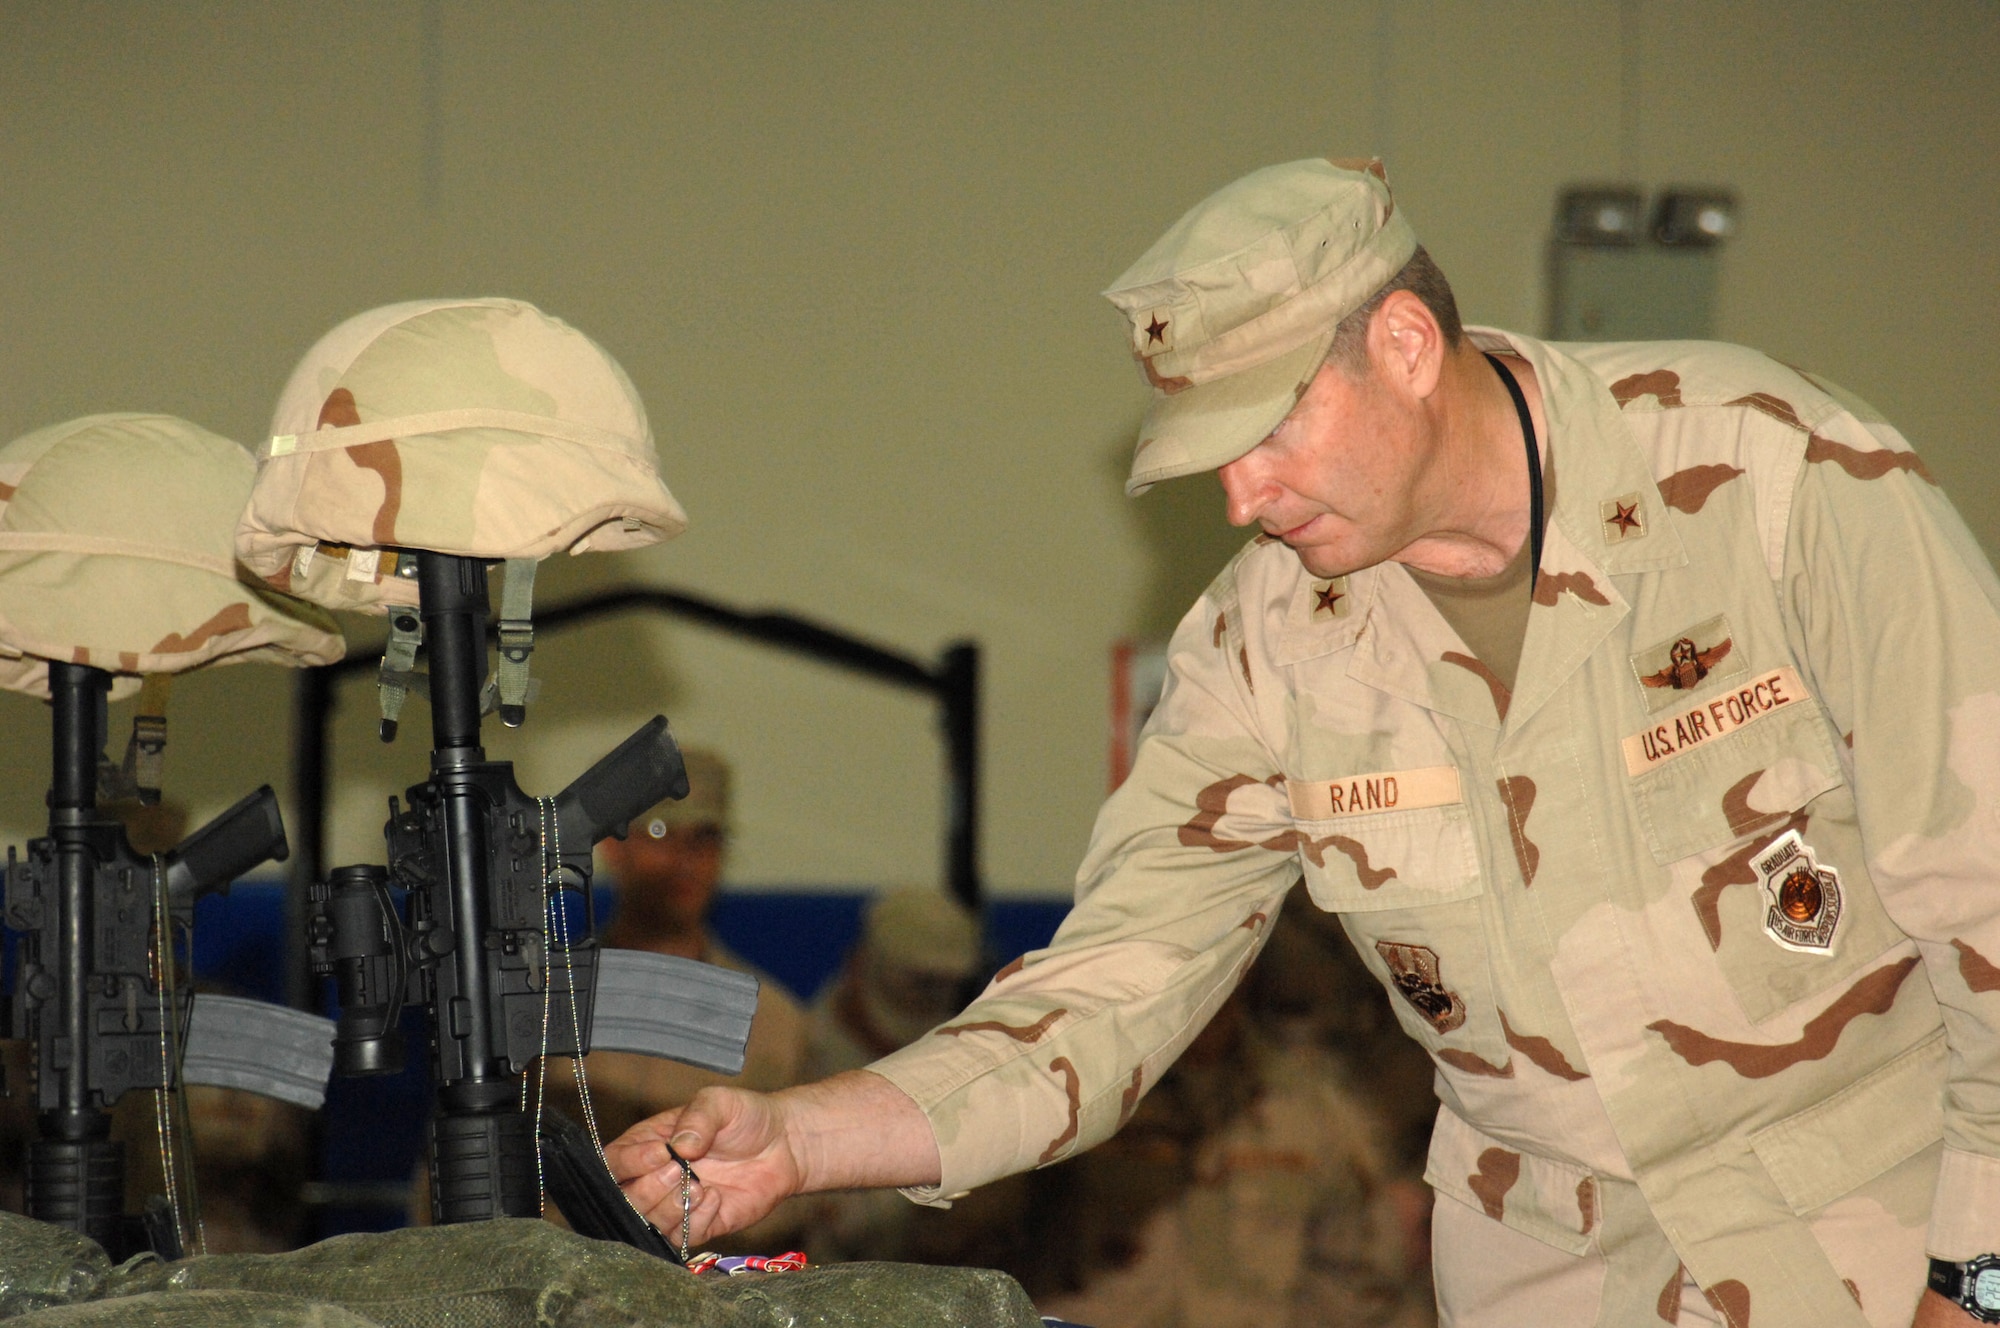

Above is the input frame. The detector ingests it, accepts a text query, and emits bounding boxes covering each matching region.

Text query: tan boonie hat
[0,414,344,699]
[1104,157,1419,495]
[632,748,732,838]
[237,297,687,614]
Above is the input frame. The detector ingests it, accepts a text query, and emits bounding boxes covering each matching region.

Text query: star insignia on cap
[1144,314,1169,346]
[1600,494,1645,542]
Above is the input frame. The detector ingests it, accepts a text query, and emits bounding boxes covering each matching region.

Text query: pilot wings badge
[1643,635,1732,691]
[1631,614,1746,711]
[1751,829,1842,954]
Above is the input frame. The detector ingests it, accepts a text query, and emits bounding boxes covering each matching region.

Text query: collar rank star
[1311,578,1349,621]
[1601,492,1645,543]
[1751,829,1842,953]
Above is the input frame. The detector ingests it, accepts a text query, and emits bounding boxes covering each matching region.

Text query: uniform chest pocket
[1285,770,1483,914]
[1289,791,1505,1063]
[1627,700,1907,1025]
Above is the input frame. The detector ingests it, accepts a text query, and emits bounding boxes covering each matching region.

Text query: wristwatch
[1930,1254,2000,1323]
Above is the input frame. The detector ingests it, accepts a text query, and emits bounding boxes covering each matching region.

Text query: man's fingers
[635,1167,707,1232]
[606,1091,739,1179]
[616,1148,698,1218]
[606,1086,801,1244]
[621,1164,722,1244]
[688,1179,727,1244]
[665,1086,747,1161]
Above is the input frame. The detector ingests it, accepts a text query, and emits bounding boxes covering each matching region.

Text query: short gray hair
[1324,246,1464,377]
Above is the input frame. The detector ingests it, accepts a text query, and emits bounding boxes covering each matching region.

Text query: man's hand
[606,1069,942,1245]
[607,1084,804,1242]
[1914,1288,1982,1327]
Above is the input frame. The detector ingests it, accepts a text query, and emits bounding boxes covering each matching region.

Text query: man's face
[1216,354,1442,580]
[602,821,726,935]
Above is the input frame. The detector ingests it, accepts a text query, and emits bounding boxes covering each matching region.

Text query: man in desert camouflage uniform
[611,160,2000,1328]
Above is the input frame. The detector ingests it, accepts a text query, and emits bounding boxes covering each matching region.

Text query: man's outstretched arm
[606,1070,940,1243]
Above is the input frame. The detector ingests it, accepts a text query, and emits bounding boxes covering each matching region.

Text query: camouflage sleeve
[868,561,1300,1203]
[1779,410,2000,1259]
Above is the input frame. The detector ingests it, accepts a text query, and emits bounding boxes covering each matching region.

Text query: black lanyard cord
[1485,352,1542,595]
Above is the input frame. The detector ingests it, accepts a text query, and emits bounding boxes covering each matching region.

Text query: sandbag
[706,1260,1042,1328]
[0,1213,110,1318]
[0,1216,1044,1328]
[11,1290,376,1328]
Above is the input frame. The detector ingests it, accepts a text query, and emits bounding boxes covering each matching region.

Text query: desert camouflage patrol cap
[630,748,732,838]
[0,414,343,699]
[1104,157,1418,495]
[864,886,980,978]
[237,298,687,613]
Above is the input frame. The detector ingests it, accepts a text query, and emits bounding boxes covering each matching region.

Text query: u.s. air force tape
[1622,666,1808,776]
[1286,765,1462,820]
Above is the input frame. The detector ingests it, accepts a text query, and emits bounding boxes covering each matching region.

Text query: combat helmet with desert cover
[236,297,686,734]
[0,413,344,799]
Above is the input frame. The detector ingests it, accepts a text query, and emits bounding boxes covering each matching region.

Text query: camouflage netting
[0,1215,1043,1328]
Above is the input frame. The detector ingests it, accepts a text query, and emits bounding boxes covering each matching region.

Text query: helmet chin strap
[98,674,173,805]
[493,558,538,729]
[378,557,543,743]
[376,606,425,743]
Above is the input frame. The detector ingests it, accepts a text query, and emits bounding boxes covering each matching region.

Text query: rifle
[5,661,333,1257]
[307,553,756,1227]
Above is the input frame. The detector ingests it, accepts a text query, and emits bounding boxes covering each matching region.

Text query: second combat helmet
[0,412,343,697]
[0,412,344,795]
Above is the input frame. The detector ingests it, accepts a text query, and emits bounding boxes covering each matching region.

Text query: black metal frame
[286,586,981,1011]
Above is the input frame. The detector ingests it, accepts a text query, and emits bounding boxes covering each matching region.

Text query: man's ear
[1369,290,1445,401]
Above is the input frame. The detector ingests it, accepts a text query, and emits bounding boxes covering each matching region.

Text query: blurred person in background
[799,886,1024,1266]
[1038,888,1436,1328]
[553,748,805,1144]
[169,1082,313,1253]
[803,886,983,1082]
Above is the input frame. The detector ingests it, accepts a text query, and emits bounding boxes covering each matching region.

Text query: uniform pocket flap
[1627,699,1844,864]
[1749,1031,1945,1215]
[1292,803,1483,914]
[1425,1105,1600,1256]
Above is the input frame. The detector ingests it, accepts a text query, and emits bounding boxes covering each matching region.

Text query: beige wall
[0,2,1994,895]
